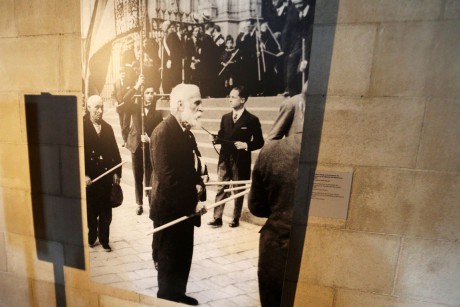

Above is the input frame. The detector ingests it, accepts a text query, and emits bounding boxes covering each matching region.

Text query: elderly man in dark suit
[149,84,206,305]
[84,95,122,252]
[282,0,315,96]
[208,86,264,228]
[124,75,163,215]
[249,121,303,306]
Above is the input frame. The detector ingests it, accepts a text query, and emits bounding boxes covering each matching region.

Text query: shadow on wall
[282,1,339,306]
[25,93,85,307]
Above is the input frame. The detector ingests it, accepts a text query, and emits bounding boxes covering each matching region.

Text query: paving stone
[92,274,123,284]
[117,271,142,282]
[235,280,259,293]
[208,299,239,307]
[209,275,237,288]
[229,294,260,306]
[133,277,156,290]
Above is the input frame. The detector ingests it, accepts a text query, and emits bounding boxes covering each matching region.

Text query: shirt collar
[233,108,245,119]
[172,115,187,132]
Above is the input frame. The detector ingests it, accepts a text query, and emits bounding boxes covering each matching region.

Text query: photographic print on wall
[80,0,315,305]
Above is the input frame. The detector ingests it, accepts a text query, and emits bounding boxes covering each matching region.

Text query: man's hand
[166,60,172,69]
[234,141,248,150]
[209,134,218,143]
[195,202,207,216]
[113,173,120,185]
[299,60,308,72]
[196,184,204,198]
[135,74,144,90]
[141,133,150,143]
[85,176,92,187]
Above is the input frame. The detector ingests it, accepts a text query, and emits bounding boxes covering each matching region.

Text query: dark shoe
[207,218,222,227]
[89,241,96,248]
[136,205,143,215]
[229,219,239,228]
[102,243,111,252]
[177,295,199,306]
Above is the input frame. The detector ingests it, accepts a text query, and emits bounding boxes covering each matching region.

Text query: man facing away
[149,84,206,305]
[282,0,315,96]
[248,83,307,306]
[208,86,264,228]
[124,75,163,215]
[84,95,122,252]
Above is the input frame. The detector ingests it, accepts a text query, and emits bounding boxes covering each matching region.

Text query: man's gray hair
[169,84,201,112]
[87,95,103,109]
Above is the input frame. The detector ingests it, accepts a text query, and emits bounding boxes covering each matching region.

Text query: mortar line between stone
[366,22,380,97]
[414,97,429,169]
[391,236,404,295]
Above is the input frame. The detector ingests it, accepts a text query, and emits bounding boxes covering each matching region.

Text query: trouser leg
[152,222,158,263]
[87,204,98,244]
[144,146,152,191]
[213,160,232,219]
[98,206,112,245]
[132,148,144,205]
[258,232,288,307]
[231,158,245,220]
[157,220,194,299]
[121,111,131,143]
[233,193,244,220]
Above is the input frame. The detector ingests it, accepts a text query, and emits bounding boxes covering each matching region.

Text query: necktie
[233,113,238,123]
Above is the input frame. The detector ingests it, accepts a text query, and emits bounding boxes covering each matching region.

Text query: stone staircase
[104,95,285,224]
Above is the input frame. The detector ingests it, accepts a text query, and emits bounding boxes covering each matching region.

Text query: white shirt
[232,108,245,122]
[92,122,101,135]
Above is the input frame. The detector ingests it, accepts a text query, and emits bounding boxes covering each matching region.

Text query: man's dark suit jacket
[112,79,129,109]
[281,2,315,58]
[149,115,203,223]
[124,90,163,154]
[165,31,183,89]
[84,117,122,202]
[215,109,264,179]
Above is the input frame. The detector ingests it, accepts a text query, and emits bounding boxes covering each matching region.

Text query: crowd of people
[84,0,313,306]
[117,0,314,98]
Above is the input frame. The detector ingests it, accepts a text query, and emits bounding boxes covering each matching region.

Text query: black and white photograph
[81,0,315,305]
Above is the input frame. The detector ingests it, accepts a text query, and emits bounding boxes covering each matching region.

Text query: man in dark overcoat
[124,75,163,215]
[208,86,264,228]
[84,95,122,252]
[198,23,219,97]
[111,67,131,146]
[149,84,206,305]
[282,0,315,96]
[249,130,302,307]
[164,23,184,93]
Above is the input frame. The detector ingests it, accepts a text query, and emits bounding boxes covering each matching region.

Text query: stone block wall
[296,1,460,306]
[0,0,458,306]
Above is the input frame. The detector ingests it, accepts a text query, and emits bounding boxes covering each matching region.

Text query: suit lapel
[231,109,249,136]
